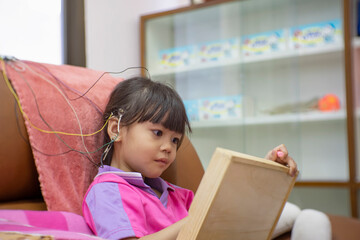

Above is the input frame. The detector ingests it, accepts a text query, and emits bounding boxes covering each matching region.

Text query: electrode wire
[69,66,151,100]
[12,67,100,165]
[2,59,111,137]
[1,59,94,163]
[17,61,95,163]
[1,58,145,165]
[12,88,115,166]
[23,60,103,115]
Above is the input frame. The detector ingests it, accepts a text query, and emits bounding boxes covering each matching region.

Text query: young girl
[82,76,297,240]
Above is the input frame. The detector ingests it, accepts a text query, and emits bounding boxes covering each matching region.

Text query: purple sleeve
[83,182,138,240]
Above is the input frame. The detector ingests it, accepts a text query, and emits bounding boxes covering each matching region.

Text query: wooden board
[177,147,298,240]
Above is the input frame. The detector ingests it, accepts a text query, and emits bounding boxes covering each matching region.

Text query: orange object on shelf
[318,94,340,111]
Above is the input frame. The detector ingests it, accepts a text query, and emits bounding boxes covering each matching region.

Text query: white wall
[85,0,190,77]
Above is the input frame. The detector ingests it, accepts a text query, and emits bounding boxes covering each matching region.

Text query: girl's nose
[160,140,173,153]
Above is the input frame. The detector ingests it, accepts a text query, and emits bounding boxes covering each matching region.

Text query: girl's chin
[144,166,170,178]
[142,171,164,179]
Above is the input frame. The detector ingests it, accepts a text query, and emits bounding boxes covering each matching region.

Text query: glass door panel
[289,187,351,216]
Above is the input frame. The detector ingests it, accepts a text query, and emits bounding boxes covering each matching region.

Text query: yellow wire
[0,59,112,137]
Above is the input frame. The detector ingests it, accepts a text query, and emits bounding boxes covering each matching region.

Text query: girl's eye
[153,130,163,137]
[172,137,180,145]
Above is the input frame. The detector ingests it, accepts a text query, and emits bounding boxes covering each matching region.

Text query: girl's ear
[107,117,122,142]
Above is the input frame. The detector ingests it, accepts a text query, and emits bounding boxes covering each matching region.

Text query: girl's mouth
[155,158,168,165]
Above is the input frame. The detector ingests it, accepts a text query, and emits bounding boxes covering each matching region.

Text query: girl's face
[111,120,182,178]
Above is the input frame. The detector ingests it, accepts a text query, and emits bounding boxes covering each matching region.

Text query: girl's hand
[265,144,298,177]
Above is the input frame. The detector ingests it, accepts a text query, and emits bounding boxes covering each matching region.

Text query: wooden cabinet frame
[140,0,359,218]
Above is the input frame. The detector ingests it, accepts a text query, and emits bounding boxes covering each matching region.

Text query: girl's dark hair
[102,76,191,165]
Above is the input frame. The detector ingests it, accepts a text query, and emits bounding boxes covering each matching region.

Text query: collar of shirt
[95,165,174,205]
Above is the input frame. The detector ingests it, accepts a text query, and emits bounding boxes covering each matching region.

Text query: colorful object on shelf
[159,46,195,69]
[289,19,342,49]
[265,98,319,115]
[318,94,340,112]
[184,95,242,122]
[158,19,343,71]
[241,30,286,57]
[197,38,240,63]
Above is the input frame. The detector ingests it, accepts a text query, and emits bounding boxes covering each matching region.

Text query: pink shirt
[82,165,194,240]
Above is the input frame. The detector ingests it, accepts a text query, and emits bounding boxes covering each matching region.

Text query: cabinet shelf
[190,110,346,128]
[151,43,344,77]
[151,37,360,78]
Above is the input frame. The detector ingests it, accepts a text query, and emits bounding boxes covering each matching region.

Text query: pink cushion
[0,210,92,234]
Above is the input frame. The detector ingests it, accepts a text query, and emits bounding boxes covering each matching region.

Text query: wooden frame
[62,0,86,67]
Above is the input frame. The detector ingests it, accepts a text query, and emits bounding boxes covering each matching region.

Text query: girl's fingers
[285,156,298,177]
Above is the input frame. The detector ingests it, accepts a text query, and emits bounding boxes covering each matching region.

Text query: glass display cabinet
[141,0,359,217]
